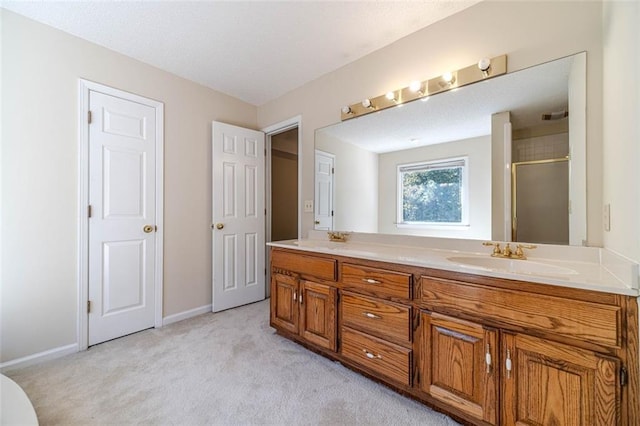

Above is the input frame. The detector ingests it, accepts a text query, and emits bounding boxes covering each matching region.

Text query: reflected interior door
[212,121,266,312]
[88,91,157,345]
[314,150,334,230]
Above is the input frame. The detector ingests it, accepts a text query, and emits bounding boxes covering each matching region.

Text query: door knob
[314,221,320,225]
[143,225,155,233]
[216,223,224,230]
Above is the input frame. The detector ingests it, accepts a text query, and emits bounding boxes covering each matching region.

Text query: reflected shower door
[513,159,569,245]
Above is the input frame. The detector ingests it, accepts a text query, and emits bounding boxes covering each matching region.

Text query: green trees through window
[399,158,466,225]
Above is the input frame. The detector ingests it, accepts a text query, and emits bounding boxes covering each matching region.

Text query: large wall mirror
[314,52,587,246]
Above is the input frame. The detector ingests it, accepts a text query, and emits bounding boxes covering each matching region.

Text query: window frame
[396,156,470,228]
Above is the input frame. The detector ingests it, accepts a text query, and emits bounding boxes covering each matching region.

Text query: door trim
[77,79,164,351]
[263,115,302,243]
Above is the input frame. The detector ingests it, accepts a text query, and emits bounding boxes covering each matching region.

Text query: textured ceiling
[320,55,574,153]
[2,1,480,106]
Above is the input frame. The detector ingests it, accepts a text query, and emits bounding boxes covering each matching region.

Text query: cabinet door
[270,273,299,334]
[299,280,337,351]
[421,312,498,425]
[502,332,619,426]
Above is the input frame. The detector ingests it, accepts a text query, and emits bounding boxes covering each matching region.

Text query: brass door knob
[143,225,154,233]
[314,220,320,225]
[216,223,224,230]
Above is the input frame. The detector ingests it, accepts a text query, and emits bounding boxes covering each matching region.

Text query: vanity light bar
[340,54,507,121]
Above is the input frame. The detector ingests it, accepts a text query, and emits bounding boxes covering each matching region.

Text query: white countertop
[268,233,639,296]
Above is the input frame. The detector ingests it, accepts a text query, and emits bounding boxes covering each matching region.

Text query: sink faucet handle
[517,244,537,250]
[482,241,502,256]
[502,243,512,257]
[515,244,537,259]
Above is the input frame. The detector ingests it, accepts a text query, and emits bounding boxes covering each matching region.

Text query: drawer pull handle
[362,349,382,360]
[363,312,381,319]
[485,343,492,374]
[362,278,382,285]
[293,291,297,302]
[505,349,512,379]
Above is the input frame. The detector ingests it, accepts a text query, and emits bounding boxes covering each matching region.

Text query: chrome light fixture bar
[340,54,507,121]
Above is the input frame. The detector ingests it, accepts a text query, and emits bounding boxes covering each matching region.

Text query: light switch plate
[304,200,314,213]
[603,203,611,232]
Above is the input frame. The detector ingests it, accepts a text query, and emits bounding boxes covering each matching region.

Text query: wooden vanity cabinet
[269,247,638,426]
[270,251,338,352]
[420,310,621,426]
[271,273,337,351]
[340,290,413,386]
[420,311,498,425]
[421,273,628,426]
[502,332,619,425]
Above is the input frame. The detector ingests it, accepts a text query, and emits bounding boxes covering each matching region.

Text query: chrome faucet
[483,242,536,260]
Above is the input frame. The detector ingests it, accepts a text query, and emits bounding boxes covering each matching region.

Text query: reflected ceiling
[321,57,572,153]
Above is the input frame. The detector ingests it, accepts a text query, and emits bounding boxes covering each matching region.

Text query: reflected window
[397,157,468,226]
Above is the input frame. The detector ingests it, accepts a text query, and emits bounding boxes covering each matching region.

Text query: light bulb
[478,58,491,72]
[341,105,352,114]
[362,99,373,109]
[409,81,422,93]
[442,72,454,84]
[385,91,396,101]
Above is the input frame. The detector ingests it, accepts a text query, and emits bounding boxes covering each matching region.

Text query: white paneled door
[88,91,157,345]
[314,150,334,230]
[212,122,266,312]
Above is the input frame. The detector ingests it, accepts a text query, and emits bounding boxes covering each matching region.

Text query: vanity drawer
[271,250,337,281]
[342,263,411,299]
[341,291,411,345]
[421,276,621,348]
[341,326,412,386]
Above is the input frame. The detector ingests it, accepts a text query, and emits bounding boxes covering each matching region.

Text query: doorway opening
[270,127,299,241]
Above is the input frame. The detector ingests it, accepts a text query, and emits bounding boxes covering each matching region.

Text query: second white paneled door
[314,150,334,230]
[88,90,159,345]
[212,122,266,312]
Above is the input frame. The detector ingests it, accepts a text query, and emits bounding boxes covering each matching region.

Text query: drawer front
[271,249,337,281]
[422,276,621,348]
[342,263,411,299]
[341,327,412,386]
[341,291,411,344]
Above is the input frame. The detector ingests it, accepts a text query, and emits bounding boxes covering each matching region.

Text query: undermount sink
[447,256,579,276]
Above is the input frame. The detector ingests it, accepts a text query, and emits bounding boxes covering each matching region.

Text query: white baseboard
[162,304,211,326]
[0,343,78,373]
[1,306,213,371]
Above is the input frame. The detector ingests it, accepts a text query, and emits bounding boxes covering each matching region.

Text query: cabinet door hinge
[621,366,628,387]
[88,110,92,124]
[87,300,91,313]
[88,205,92,218]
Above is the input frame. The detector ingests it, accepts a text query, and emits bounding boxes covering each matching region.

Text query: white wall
[378,136,491,240]
[602,0,640,262]
[257,0,604,250]
[1,10,257,363]
[491,112,511,241]
[315,133,378,232]
[568,53,587,246]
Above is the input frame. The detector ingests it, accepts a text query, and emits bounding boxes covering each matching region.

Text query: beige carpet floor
[6,300,459,425]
